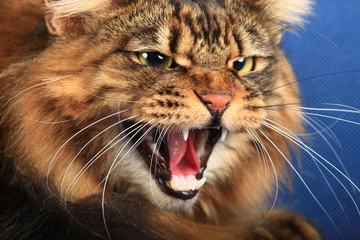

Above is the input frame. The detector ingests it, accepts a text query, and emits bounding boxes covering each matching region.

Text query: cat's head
[12,0,310,215]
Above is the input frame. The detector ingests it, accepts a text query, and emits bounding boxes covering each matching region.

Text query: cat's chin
[121,121,225,201]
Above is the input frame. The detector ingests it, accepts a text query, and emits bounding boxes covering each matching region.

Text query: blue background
[280,1,360,239]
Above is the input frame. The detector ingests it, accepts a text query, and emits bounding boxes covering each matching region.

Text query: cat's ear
[44,0,110,36]
[241,0,312,43]
[261,0,313,26]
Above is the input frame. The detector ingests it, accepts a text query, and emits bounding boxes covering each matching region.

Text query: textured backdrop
[280,1,360,239]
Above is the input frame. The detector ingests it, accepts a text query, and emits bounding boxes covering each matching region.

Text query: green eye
[231,57,255,73]
[138,52,174,68]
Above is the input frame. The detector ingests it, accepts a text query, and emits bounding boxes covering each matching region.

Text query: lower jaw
[155,176,199,200]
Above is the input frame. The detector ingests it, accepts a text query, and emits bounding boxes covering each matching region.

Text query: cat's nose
[200,94,232,114]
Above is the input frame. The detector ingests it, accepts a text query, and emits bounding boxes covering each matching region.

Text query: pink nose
[200,94,232,112]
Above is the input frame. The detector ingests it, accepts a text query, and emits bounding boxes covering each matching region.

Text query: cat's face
[11,0,306,211]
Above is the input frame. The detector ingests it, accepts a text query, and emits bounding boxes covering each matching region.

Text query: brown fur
[0,0,321,239]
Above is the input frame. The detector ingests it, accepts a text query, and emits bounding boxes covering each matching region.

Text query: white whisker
[67,116,153,199]
[62,114,142,199]
[24,116,74,124]
[263,118,360,194]
[107,119,158,175]
[261,118,360,217]
[298,105,360,113]
[99,119,155,240]
[100,118,167,240]
[265,105,360,126]
[247,129,270,181]
[247,129,279,222]
[1,77,67,111]
[258,128,342,236]
[298,112,341,137]
[302,115,351,187]
[45,83,149,103]
[148,123,177,221]
[46,109,131,191]
[302,117,348,217]
[246,129,266,174]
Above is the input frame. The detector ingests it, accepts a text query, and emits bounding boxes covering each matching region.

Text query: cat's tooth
[221,128,228,142]
[182,128,189,141]
[170,175,180,190]
[195,177,207,190]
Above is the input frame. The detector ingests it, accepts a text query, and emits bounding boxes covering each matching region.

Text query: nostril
[200,94,232,112]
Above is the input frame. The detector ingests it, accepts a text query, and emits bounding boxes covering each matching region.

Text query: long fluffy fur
[45,0,312,24]
[45,0,110,18]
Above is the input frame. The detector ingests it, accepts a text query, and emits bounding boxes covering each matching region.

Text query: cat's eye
[138,52,174,68]
[230,57,255,73]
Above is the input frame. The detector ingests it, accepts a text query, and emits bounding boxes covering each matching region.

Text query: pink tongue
[167,131,200,176]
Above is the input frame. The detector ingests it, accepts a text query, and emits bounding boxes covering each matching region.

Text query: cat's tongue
[167,131,205,192]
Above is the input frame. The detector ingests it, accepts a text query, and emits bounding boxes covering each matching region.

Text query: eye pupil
[231,57,254,73]
[146,53,164,66]
[233,58,246,71]
[139,52,173,68]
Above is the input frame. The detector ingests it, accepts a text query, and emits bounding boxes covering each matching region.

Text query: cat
[0,0,323,239]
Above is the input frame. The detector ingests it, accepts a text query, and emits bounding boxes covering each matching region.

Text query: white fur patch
[45,0,110,18]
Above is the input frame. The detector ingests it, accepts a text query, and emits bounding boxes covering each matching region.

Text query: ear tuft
[265,0,313,26]
[44,0,110,35]
[45,0,110,18]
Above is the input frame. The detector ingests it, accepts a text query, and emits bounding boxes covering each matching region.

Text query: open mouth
[123,122,227,200]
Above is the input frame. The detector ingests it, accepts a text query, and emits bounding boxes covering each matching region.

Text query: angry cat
[0,0,322,239]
